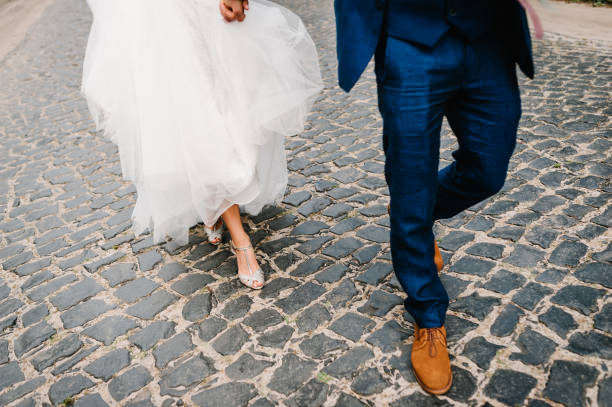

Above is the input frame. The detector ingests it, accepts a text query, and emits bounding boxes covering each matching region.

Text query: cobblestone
[287,379,329,407]
[30,333,82,372]
[82,316,138,345]
[212,325,248,356]
[0,362,25,392]
[509,328,557,365]
[567,331,612,359]
[61,299,116,329]
[490,304,525,338]
[257,325,295,348]
[543,360,599,407]
[84,349,131,381]
[115,277,160,303]
[191,382,257,407]
[152,332,194,369]
[182,292,213,322]
[126,290,178,320]
[225,353,273,380]
[539,306,578,338]
[0,0,610,405]
[595,304,612,334]
[13,321,56,358]
[484,369,537,406]
[550,284,605,315]
[159,353,215,396]
[108,366,153,402]
[269,354,317,395]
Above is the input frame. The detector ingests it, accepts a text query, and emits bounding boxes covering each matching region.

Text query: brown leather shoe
[411,325,452,395]
[434,241,443,272]
[388,203,444,272]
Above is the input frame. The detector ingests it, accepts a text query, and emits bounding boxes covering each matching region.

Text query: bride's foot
[204,218,224,245]
[231,237,264,290]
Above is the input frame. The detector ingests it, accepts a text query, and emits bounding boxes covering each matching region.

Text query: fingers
[234,2,246,22]
[219,1,236,22]
[219,0,247,22]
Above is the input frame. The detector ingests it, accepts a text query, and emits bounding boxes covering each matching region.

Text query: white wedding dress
[82,0,322,245]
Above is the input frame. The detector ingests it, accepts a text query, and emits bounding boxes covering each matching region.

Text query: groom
[222,0,534,396]
[335,0,534,395]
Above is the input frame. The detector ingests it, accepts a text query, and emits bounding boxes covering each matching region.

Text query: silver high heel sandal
[204,220,224,245]
[230,241,265,290]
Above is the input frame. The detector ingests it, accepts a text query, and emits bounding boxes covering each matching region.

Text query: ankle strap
[231,241,253,252]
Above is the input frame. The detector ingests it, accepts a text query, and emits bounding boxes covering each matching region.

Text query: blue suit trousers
[376,31,521,328]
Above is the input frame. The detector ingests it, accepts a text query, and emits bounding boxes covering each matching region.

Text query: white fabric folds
[82,0,322,244]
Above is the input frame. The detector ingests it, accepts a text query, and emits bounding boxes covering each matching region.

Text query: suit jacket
[335,0,534,92]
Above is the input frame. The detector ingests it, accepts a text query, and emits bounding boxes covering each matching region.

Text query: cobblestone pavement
[1,0,611,406]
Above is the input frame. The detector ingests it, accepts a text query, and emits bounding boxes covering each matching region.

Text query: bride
[82,0,322,289]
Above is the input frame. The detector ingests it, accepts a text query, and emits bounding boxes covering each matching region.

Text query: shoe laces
[418,327,445,358]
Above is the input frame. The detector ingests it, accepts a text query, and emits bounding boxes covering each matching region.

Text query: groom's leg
[376,34,462,328]
[434,34,521,221]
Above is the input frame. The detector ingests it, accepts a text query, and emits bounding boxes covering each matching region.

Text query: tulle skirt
[82,0,322,244]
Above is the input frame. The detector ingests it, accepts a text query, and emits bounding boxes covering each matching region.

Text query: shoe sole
[413,369,453,395]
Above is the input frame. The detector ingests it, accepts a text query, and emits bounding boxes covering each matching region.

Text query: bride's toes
[237,265,265,290]
[205,219,224,245]
[248,279,264,289]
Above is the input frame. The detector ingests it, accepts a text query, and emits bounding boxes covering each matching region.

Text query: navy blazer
[335,0,534,92]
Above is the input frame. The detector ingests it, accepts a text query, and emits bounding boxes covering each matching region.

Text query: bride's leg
[222,204,264,289]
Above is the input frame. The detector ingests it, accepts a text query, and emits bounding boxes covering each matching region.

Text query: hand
[219,0,250,22]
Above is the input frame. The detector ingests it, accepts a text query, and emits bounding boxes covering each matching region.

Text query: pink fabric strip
[516,0,544,39]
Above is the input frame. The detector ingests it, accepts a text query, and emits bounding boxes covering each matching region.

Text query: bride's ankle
[231,233,251,248]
